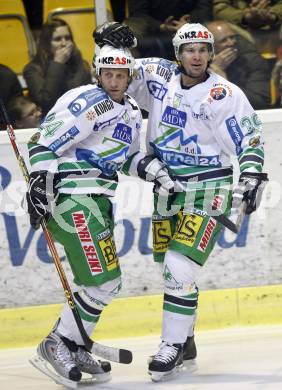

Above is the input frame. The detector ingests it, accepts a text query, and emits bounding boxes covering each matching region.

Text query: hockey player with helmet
[26,43,176,387]
[94,22,268,382]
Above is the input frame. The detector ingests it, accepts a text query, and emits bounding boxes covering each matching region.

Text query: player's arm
[26,90,101,229]
[213,86,268,214]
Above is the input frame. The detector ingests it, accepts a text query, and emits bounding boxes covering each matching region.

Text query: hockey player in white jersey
[26,43,176,387]
[94,22,268,382]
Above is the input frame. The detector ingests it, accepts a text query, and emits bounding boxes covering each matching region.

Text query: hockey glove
[93,21,137,48]
[26,171,59,229]
[232,172,268,215]
[137,156,183,195]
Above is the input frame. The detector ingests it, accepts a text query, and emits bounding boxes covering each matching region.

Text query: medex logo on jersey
[99,56,131,65]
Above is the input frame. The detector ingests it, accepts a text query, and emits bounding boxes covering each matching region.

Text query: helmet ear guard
[93,44,135,76]
[172,23,215,60]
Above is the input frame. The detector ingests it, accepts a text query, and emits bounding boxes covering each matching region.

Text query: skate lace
[76,347,99,367]
[154,342,178,363]
[55,340,76,370]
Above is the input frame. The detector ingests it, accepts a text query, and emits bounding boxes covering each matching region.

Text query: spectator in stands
[0,64,23,106]
[125,0,213,59]
[271,58,282,106]
[213,0,282,56]
[271,24,282,106]
[206,20,271,109]
[6,96,42,129]
[23,18,92,116]
[213,0,282,28]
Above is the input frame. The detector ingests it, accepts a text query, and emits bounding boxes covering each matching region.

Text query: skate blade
[30,355,111,387]
[183,359,198,373]
[83,372,111,384]
[29,355,78,389]
[149,363,183,382]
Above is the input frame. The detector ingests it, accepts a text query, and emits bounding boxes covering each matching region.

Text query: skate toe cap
[69,367,82,382]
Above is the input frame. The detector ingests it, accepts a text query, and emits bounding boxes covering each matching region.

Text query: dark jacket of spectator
[227,37,271,108]
[0,64,22,106]
[23,19,92,116]
[213,0,282,29]
[211,35,271,109]
[128,0,213,27]
[126,0,212,59]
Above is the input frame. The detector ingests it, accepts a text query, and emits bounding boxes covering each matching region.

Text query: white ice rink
[0,326,282,390]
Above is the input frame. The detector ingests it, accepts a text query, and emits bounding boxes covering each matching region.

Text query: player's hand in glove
[26,171,59,229]
[93,21,137,48]
[137,156,183,195]
[232,172,268,214]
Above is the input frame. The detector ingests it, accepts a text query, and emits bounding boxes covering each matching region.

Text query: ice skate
[74,346,112,383]
[29,332,82,388]
[148,341,183,382]
[183,335,197,360]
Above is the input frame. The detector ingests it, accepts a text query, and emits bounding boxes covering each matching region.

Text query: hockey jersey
[28,84,142,196]
[127,58,264,184]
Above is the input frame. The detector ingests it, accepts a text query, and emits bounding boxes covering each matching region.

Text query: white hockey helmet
[172,23,214,60]
[94,44,135,76]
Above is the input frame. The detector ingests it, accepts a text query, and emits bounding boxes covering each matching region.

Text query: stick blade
[213,213,238,234]
[91,342,133,364]
[119,349,133,364]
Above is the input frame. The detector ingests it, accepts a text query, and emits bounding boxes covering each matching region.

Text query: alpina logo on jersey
[180,30,209,40]
[198,218,216,252]
[72,211,103,274]
[210,87,227,100]
[99,56,131,65]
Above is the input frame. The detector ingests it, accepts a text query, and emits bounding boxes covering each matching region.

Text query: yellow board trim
[1,284,282,349]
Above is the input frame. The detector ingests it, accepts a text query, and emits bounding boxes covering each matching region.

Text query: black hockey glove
[137,156,183,195]
[26,171,59,229]
[93,21,137,48]
[232,172,268,215]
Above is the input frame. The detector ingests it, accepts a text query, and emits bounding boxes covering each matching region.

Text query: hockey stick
[177,181,240,234]
[0,99,132,364]
[213,212,239,234]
